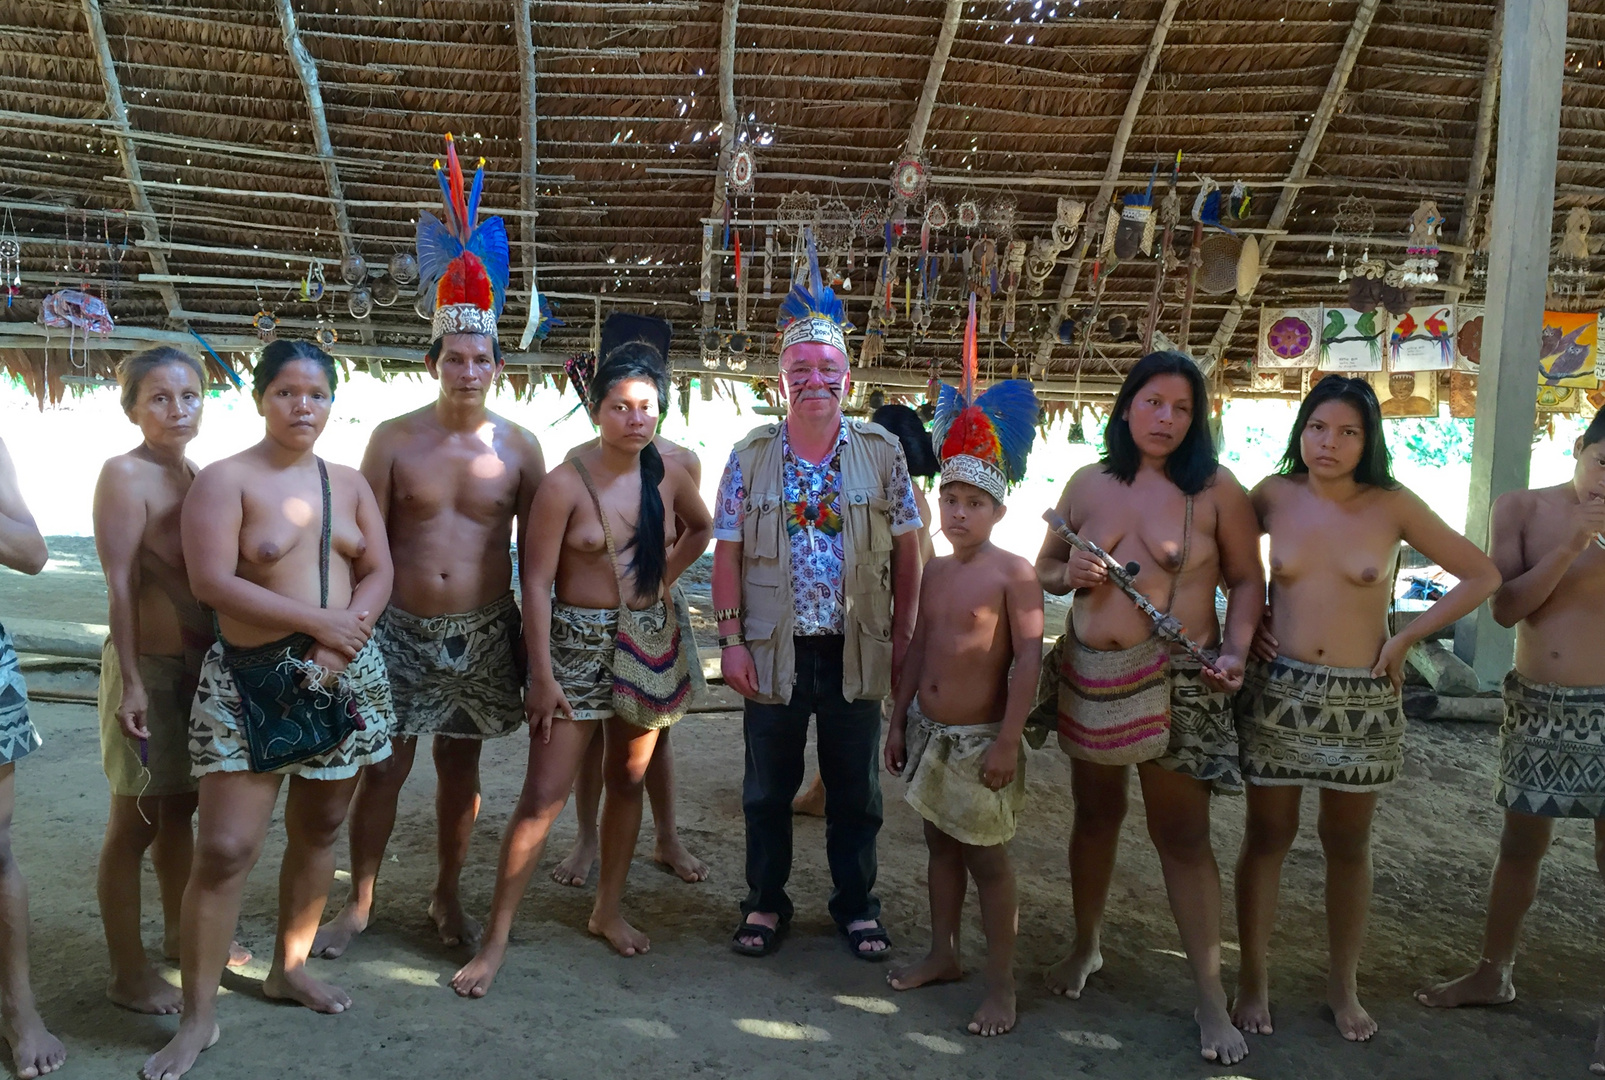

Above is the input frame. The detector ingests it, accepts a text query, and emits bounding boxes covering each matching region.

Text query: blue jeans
[741,635,883,928]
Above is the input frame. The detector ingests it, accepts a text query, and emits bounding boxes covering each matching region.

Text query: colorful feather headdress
[777,226,853,358]
[416,134,510,342]
[930,293,1039,502]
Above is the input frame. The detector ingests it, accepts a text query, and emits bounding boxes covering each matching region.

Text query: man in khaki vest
[712,245,923,959]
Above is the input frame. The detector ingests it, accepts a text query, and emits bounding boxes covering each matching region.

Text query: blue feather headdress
[930,293,1039,502]
[777,226,853,358]
[416,134,510,341]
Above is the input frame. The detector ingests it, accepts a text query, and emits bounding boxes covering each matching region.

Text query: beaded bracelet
[718,634,746,649]
[714,607,742,623]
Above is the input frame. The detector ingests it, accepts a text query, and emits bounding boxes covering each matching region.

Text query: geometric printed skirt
[1235,654,1405,792]
[1495,671,1605,819]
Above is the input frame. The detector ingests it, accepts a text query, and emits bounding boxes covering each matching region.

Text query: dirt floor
[7,540,1605,1079]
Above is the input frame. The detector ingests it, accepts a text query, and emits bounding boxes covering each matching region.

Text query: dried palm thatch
[1,0,1602,404]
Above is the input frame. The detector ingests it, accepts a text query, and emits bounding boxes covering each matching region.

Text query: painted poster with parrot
[1317,306,1384,372]
[1538,310,1600,389]
[1388,305,1454,372]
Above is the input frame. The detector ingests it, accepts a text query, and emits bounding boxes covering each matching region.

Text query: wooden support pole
[1034,0,1180,374]
[1455,0,1568,686]
[903,0,964,159]
[513,0,540,296]
[1201,0,1381,372]
[1445,0,1504,302]
[81,0,183,322]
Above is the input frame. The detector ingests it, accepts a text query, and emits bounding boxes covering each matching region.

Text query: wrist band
[719,634,746,649]
[714,607,742,623]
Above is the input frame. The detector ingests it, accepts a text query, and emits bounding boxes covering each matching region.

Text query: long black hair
[1583,409,1605,450]
[1102,350,1217,495]
[1279,374,1399,489]
[588,341,672,602]
[254,339,337,400]
[870,403,938,478]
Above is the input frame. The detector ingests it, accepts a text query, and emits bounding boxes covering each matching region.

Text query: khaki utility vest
[732,418,901,705]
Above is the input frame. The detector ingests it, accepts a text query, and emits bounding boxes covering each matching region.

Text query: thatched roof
[2,0,1602,404]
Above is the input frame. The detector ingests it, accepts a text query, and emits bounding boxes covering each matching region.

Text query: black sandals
[730,915,789,958]
[840,920,892,962]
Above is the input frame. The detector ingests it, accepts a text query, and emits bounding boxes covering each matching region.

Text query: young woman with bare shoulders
[142,341,395,1080]
[1035,351,1265,1066]
[450,344,711,998]
[92,348,248,1018]
[1232,376,1499,1043]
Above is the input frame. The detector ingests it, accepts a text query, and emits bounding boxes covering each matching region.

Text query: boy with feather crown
[883,295,1044,1037]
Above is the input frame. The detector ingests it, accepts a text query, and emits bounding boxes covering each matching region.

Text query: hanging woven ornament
[314,319,337,348]
[0,211,19,307]
[1115,165,1158,260]
[892,156,929,201]
[301,261,326,302]
[1551,206,1593,305]
[763,224,775,299]
[857,199,886,241]
[252,309,277,342]
[956,198,981,232]
[986,196,1017,243]
[1402,200,1445,286]
[728,146,757,196]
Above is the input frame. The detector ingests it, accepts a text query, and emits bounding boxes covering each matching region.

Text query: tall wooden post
[1455,0,1569,685]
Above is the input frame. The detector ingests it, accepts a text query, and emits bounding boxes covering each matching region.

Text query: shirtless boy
[883,338,1042,1037]
[1418,411,1605,1073]
[315,330,545,957]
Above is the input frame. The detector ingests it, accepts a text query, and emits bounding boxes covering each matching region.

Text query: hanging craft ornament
[371,275,399,307]
[387,250,418,284]
[986,196,1017,242]
[314,319,338,348]
[776,225,853,361]
[1332,192,1377,283]
[1401,199,1445,286]
[416,133,511,342]
[728,146,757,196]
[892,155,929,201]
[1551,206,1593,306]
[0,210,19,307]
[855,199,886,240]
[301,261,325,302]
[340,251,368,286]
[348,285,373,320]
[956,198,981,232]
[38,289,114,335]
[252,309,277,341]
[924,199,949,231]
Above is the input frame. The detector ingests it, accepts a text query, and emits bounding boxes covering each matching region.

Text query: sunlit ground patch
[360,960,441,988]
[904,1032,964,1055]
[1059,1030,1122,1050]
[732,1019,831,1042]
[613,1018,677,1039]
[832,995,899,1015]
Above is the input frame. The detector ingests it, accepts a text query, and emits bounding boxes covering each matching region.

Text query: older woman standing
[1035,351,1264,1065]
[142,341,394,1080]
[450,344,711,998]
[93,348,247,1017]
[1232,376,1499,1042]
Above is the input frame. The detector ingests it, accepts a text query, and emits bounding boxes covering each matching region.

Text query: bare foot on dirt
[1196,1003,1249,1064]
[429,893,482,950]
[588,911,651,956]
[1045,945,1102,999]
[1591,1008,1605,1076]
[139,1018,217,1080]
[1415,958,1516,1008]
[887,951,962,991]
[550,836,597,887]
[165,933,251,968]
[107,965,182,1015]
[968,981,1017,1037]
[1329,987,1377,1042]
[792,776,825,817]
[1231,981,1274,1035]
[310,904,368,960]
[2,1011,66,1079]
[653,836,709,883]
[262,966,352,1014]
[452,941,507,998]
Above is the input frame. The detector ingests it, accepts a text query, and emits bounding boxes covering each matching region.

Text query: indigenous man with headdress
[1418,410,1605,1073]
[713,231,924,960]
[315,136,546,957]
[883,296,1044,1037]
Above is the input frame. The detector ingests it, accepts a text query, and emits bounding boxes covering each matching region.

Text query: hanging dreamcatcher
[728,146,757,196]
[1401,199,1445,286]
[891,155,930,202]
[956,198,981,232]
[1329,194,1376,283]
[0,210,19,308]
[314,318,337,348]
[252,309,278,342]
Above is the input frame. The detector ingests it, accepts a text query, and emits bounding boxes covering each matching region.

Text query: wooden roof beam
[1445,0,1503,301]
[81,0,183,323]
[903,0,963,160]
[1200,0,1383,372]
[1033,0,1182,374]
